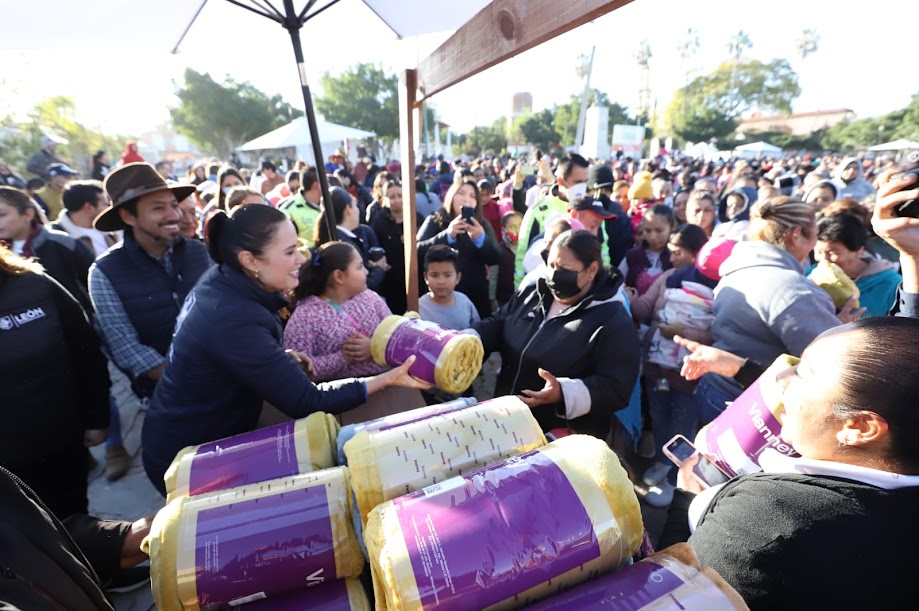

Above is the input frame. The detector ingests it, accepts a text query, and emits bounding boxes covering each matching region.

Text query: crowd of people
[2,137,919,609]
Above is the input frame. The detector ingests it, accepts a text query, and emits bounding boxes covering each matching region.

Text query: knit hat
[695,237,737,281]
[628,171,653,201]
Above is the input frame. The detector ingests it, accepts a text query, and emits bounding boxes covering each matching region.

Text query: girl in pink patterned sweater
[284,242,392,381]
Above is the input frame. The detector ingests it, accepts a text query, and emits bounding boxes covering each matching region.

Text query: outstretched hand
[387,355,434,390]
[674,335,744,381]
[518,368,562,407]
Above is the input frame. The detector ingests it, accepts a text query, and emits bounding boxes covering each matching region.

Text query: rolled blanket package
[164,411,340,502]
[809,260,860,310]
[345,396,547,527]
[695,355,800,477]
[143,468,363,611]
[240,578,371,611]
[365,435,643,611]
[371,314,484,394]
[528,544,749,610]
[337,398,477,465]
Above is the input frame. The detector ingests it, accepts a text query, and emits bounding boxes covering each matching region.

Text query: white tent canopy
[237,116,375,163]
[868,139,919,152]
[682,141,721,161]
[733,140,783,158]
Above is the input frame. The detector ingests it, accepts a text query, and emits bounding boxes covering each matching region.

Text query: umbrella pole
[282,0,334,241]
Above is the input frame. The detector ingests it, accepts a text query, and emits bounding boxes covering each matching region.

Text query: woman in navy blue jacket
[142,204,428,495]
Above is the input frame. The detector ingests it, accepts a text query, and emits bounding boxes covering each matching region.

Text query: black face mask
[546,268,582,300]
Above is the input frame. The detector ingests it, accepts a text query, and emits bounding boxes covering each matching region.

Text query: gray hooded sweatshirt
[833,157,876,203]
[712,241,839,364]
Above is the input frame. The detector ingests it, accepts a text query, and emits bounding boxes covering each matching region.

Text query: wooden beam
[399,69,420,313]
[416,0,633,102]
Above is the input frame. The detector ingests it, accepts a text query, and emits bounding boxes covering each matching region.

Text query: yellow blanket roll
[365,434,643,611]
[809,259,860,310]
[163,411,339,502]
[143,467,363,611]
[370,314,484,394]
[344,396,547,527]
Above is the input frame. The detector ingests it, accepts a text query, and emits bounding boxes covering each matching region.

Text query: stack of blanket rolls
[144,396,748,610]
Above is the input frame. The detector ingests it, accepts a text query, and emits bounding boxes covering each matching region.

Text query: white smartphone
[663,434,731,489]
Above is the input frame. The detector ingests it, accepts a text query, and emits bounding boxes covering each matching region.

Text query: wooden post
[415,0,632,103]
[399,69,420,312]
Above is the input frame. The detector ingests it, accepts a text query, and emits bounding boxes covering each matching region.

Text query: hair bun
[205,210,231,263]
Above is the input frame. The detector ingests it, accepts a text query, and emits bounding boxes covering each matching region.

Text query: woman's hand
[285,349,317,378]
[447,215,468,239]
[382,355,433,390]
[872,169,919,293]
[465,216,484,241]
[368,256,390,271]
[872,170,919,257]
[676,454,706,494]
[836,295,867,324]
[342,332,372,364]
[518,368,563,407]
[658,322,685,340]
[674,335,744,381]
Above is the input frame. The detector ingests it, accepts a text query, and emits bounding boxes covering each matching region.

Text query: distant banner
[612,124,645,156]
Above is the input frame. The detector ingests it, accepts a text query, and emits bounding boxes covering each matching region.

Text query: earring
[255,268,260,280]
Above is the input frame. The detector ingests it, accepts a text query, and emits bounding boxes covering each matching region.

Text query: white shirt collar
[337,227,357,239]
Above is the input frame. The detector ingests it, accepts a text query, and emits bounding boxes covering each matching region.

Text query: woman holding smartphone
[417,178,501,318]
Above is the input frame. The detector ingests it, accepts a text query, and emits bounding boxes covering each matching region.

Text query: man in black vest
[88,163,211,408]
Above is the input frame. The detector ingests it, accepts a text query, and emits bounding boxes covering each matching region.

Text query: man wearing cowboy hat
[88,163,212,402]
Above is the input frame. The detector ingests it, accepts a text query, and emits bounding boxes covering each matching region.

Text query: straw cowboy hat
[94,162,196,231]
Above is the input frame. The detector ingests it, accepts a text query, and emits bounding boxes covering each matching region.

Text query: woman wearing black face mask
[472,229,640,439]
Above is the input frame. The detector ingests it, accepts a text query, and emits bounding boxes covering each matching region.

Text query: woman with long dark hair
[0,245,110,518]
[417,179,501,318]
[315,186,388,293]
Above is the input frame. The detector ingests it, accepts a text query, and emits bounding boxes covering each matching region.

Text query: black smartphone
[368,246,386,262]
[461,206,475,222]
[663,435,731,489]
[893,151,919,218]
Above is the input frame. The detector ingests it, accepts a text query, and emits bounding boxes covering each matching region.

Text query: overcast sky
[1,0,913,139]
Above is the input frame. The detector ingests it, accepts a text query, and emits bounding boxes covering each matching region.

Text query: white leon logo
[0,308,46,330]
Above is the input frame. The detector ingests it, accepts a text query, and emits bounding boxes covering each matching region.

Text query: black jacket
[144,265,367,495]
[663,473,919,610]
[371,207,424,315]
[417,209,502,319]
[0,271,109,467]
[474,271,640,438]
[26,226,96,314]
[0,466,117,611]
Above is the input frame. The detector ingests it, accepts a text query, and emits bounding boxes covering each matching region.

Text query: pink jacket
[283,290,391,382]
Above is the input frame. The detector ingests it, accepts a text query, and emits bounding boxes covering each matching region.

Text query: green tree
[455,117,507,158]
[1,97,133,175]
[554,90,631,147]
[511,109,559,151]
[315,63,398,148]
[666,59,800,143]
[170,69,301,158]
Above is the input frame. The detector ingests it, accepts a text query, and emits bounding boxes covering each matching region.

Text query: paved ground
[90,355,666,610]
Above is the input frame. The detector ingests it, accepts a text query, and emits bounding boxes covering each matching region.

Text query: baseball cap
[40,135,67,147]
[587,164,614,189]
[568,195,616,219]
[47,163,79,177]
[195,179,217,194]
